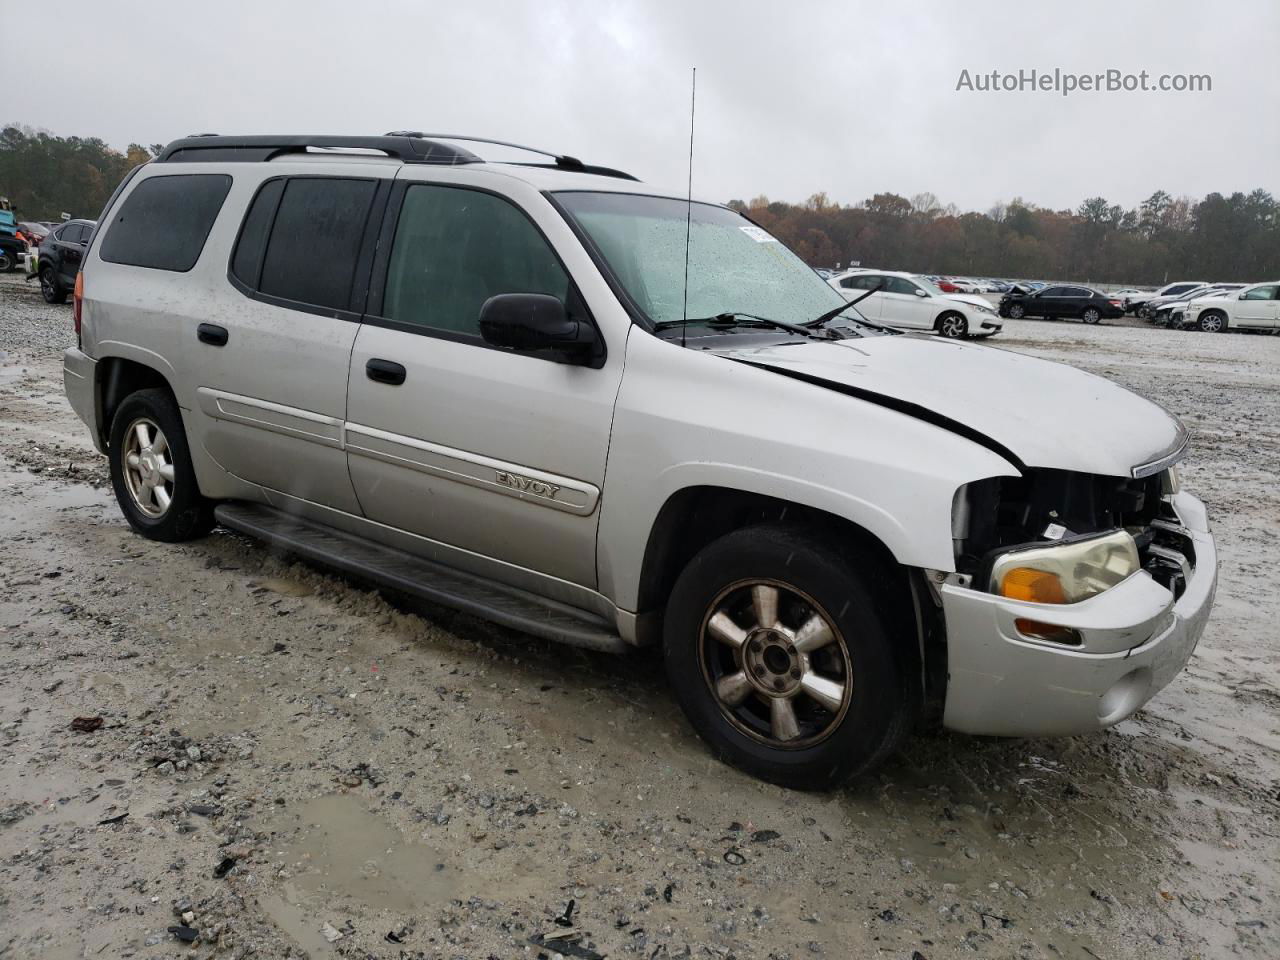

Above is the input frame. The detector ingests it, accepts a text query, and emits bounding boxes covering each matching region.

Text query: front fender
[597,332,1020,611]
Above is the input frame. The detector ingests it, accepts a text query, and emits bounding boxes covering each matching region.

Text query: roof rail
[383,132,638,181]
[155,135,481,165]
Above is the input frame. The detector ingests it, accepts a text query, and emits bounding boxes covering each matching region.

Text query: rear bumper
[62,347,103,453]
[940,492,1216,737]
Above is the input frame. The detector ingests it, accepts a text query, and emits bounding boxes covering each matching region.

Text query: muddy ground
[0,269,1277,960]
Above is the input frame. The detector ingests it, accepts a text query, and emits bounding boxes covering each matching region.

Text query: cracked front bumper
[939,492,1216,737]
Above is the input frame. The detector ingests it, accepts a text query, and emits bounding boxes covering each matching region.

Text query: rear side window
[255,178,377,311]
[230,178,285,288]
[99,174,231,271]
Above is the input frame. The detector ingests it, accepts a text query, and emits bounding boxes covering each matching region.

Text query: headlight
[989,530,1139,604]
[972,303,995,315]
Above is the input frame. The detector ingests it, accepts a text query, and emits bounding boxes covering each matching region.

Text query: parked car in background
[37,218,96,303]
[19,221,51,244]
[999,284,1125,323]
[1182,282,1280,333]
[1107,288,1148,311]
[935,278,961,293]
[0,197,25,272]
[1162,285,1246,327]
[828,269,1003,338]
[947,278,981,293]
[1140,284,1217,320]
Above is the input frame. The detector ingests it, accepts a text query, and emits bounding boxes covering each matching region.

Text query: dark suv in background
[999,284,1125,324]
[37,218,96,303]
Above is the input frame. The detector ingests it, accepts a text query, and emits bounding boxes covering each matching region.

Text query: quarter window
[381,184,570,336]
[99,174,231,271]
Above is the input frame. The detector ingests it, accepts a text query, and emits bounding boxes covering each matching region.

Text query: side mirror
[913,288,927,297]
[479,293,596,361]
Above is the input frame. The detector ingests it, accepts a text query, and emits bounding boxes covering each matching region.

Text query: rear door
[57,223,86,283]
[184,168,391,513]
[344,175,624,590]
[841,274,885,319]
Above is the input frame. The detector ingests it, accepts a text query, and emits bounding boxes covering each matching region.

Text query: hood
[943,293,996,310]
[714,335,1185,478]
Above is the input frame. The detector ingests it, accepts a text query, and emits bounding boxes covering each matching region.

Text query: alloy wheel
[940,314,967,338]
[698,579,852,748]
[1009,304,1025,319]
[1200,314,1224,333]
[1083,308,1100,323]
[121,417,175,518]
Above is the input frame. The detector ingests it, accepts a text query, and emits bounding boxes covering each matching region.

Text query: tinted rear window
[99,174,232,271]
[256,178,376,311]
[230,178,286,288]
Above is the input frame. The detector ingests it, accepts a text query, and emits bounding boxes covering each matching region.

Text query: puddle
[264,794,453,949]
[251,577,314,598]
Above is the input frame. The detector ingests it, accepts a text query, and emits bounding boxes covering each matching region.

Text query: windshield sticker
[739,225,778,244]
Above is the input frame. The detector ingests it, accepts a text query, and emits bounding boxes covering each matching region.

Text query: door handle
[197,323,229,346]
[365,358,406,385]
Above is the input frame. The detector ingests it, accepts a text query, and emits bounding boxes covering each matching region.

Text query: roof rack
[382,132,637,181]
[155,135,482,165]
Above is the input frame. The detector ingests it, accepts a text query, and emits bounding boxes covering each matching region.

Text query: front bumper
[939,492,1216,737]
[63,347,104,453]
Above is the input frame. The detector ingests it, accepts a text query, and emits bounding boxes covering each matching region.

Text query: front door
[879,275,935,329]
[344,178,624,589]
[1236,284,1279,329]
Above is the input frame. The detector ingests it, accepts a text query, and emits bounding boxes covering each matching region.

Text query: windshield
[555,192,849,329]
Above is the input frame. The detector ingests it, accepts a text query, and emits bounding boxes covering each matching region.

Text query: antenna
[680,67,697,348]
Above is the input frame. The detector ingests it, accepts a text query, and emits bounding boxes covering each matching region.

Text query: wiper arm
[804,283,897,333]
[655,312,821,339]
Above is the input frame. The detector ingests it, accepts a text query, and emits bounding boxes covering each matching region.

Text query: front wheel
[937,312,968,338]
[1082,307,1101,324]
[1008,303,1026,319]
[0,250,13,272]
[108,388,216,542]
[663,525,915,790]
[1197,311,1226,333]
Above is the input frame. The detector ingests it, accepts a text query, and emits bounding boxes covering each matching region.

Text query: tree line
[0,125,161,223]
[729,187,1279,285]
[3,124,1275,285]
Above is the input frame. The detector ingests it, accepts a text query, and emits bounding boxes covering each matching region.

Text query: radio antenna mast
[680,67,696,349]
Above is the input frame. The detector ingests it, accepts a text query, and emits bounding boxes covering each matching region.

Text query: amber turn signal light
[999,567,1068,604]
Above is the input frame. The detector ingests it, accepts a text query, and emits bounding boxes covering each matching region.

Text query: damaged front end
[952,466,1196,604]
[934,464,1216,737]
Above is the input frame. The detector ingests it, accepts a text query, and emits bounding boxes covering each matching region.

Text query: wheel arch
[95,353,180,449]
[634,485,944,715]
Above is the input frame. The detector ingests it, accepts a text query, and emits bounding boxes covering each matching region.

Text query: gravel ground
[1,269,1278,960]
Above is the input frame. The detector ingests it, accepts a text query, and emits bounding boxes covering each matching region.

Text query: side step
[213,502,628,653]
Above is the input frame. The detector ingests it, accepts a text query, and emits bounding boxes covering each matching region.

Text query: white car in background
[829,270,1003,338]
[946,277,981,293]
[1183,282,1280,333]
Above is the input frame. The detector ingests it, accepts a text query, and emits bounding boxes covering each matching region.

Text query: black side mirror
[479,293,597,361]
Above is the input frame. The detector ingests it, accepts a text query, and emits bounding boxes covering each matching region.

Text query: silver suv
[63,134,1217,788]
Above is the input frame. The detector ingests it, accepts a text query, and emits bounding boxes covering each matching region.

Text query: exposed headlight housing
[989,530,1139,604]
[1161,464,1181,495]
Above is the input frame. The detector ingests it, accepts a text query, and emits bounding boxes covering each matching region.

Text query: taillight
[73,271,84,338]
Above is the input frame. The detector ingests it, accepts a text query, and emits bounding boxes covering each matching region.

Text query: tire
[1008,303,1025,319]
[0,250,12,272]
[937,312,968,339]
[663,525,916,790]
[1082,307,1101,324]
[40,267,67,304]
[108,388,216,542]
[1197,311,1226,333]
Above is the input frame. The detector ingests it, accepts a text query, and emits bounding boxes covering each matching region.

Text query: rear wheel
[108,388,216,542]
[1197,311,1226,333]
[937,312,968,338]
[663,525,915,789]
[1082,307,1102,324]
[40,267,67,304]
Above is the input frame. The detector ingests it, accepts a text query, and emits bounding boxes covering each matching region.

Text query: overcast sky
[15,0,1278,212]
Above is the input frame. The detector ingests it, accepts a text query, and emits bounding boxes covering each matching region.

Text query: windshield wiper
[804,283,898,334]
[655,312,821,339]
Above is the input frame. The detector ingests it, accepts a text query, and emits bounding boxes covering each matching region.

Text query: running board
[213,502,628,653]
